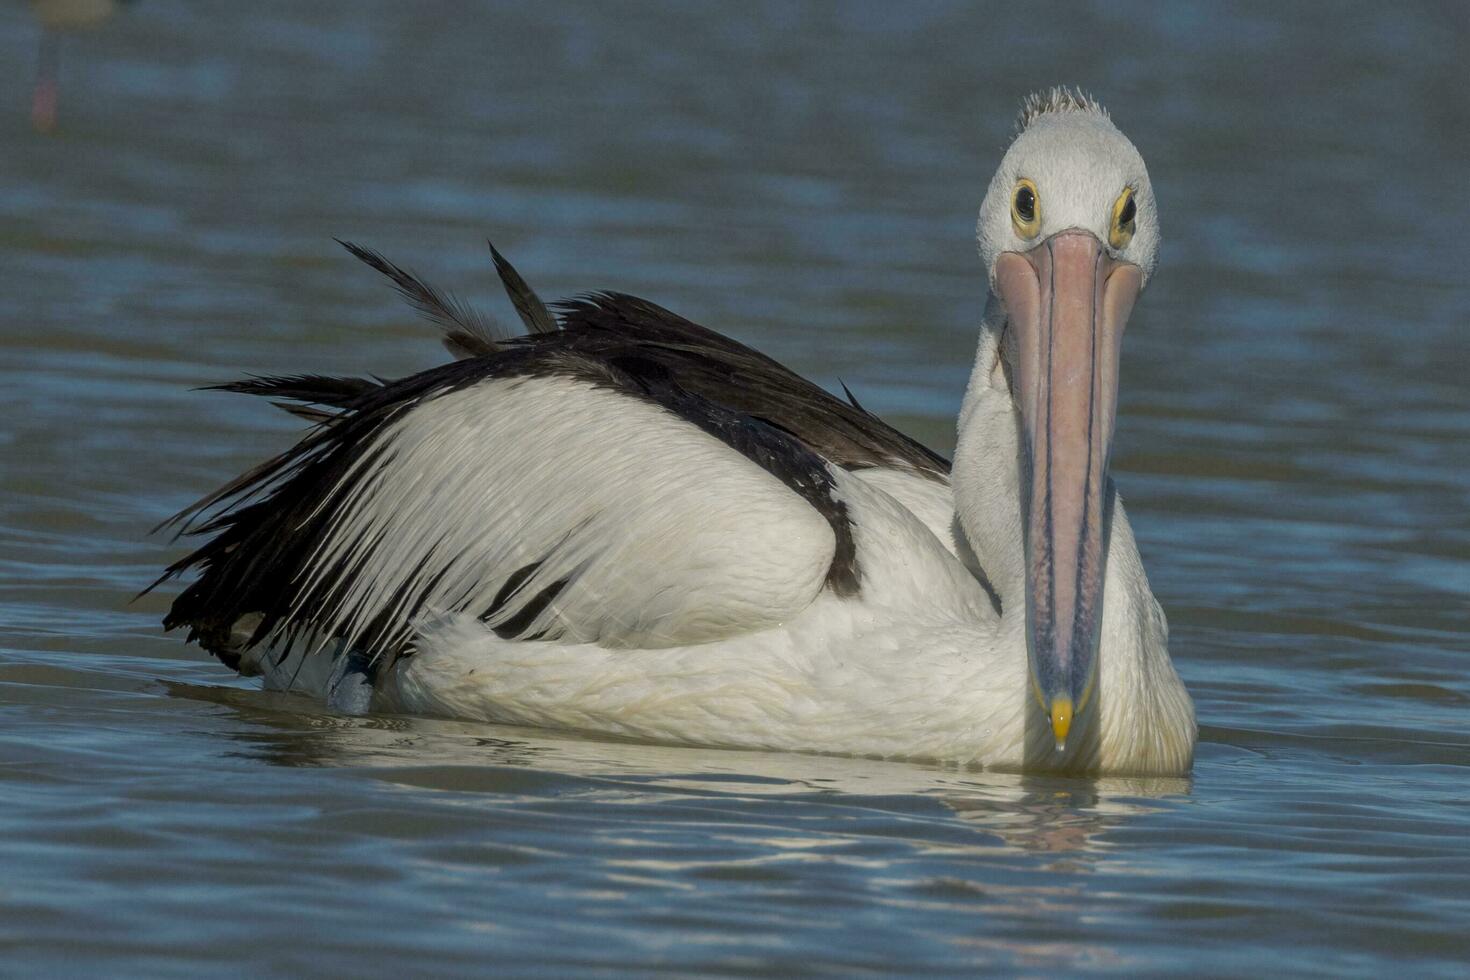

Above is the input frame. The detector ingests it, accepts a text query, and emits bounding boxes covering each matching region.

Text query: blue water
[2,1,1467,975]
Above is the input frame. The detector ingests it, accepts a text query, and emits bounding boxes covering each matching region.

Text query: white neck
[950,291,1195,774]
[952,293,1027,629]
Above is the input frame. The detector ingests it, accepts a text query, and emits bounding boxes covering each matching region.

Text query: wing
[156,243,950,671]
[159,356,860,668]
[541,292,951,478]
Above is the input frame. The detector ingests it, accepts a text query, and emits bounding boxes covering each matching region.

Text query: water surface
[2,1,1468,975]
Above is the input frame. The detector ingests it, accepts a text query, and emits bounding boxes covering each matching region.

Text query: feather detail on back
[487,240,558,337]
[335,239,506,357]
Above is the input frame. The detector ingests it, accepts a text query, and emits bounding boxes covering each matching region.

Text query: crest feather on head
[1016,87,1109,133]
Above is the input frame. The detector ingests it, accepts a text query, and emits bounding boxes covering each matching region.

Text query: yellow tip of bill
[1051,698,1073,752]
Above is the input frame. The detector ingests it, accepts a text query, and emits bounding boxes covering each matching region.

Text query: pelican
[155,88,1195,776]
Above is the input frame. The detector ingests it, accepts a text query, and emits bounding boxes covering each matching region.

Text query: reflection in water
[164,680,1189,969]
[166,679,1188,856]
[946,774,1188,858]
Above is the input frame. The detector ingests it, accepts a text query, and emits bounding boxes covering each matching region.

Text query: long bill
[993,230,1143,751]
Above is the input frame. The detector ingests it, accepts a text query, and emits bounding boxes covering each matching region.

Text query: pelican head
[976,89,1160,750]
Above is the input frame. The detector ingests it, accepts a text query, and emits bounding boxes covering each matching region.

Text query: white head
[973,89,1160,751]
[978,88,1160,289]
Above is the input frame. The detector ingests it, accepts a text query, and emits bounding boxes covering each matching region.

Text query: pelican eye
[1011,179,1041,238]
[1109,187,1137,249]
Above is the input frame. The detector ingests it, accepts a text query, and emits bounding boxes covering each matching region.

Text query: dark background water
[2,1,1468,975]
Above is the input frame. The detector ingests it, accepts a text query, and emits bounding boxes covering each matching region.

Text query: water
[2,1,1468,974]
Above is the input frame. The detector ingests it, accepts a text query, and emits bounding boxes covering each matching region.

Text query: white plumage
[308,376,838,653]
[162,89,1197,776]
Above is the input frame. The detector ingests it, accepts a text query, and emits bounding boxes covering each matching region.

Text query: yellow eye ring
[1011,178,1041,239]
[1109,187,1137,250]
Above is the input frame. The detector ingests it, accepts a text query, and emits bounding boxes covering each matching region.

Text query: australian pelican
[155,89,1195,775]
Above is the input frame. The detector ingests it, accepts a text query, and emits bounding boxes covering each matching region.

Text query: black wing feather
[488,240,558,335]
[155,246,950,671]
[336,239,504,354]
[210,374,382,407]
[546,292,950,476]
